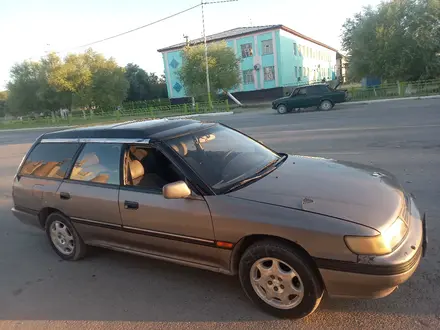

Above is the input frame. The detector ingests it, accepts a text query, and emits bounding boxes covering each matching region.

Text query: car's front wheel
[239,240,323,319]
[277,104,288,114]
[45,212,86,261]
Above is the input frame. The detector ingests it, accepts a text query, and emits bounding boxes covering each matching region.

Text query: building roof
[41,119,215,141]
[157,24,337,53]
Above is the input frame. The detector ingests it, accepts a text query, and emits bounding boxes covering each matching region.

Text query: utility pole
[183,34,189,46]
[201,0,212,109]
[200,0,238,109]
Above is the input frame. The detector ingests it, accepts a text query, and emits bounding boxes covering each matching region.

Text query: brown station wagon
[12,119,427,319]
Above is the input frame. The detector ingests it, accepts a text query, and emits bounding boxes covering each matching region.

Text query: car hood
[273,96,290,103]
[228,155,406,232]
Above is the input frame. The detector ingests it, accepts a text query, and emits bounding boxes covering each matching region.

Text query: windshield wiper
[225,154,287,193]
[224,172,270,193]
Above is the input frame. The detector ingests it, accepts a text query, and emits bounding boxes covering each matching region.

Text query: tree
[341,0,440,81]
[7,53,71,115]
[38,53,71,111]
[6,61,43,115]
[0,91,7,117]
[124,63,168,102]
[92,62,129,111]
[49,48,130,111]
[178,41,240,99]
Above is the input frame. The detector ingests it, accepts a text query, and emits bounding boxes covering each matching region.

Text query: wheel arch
[230,234,324,287]
[38,207,67,229]
[320,98,334,105]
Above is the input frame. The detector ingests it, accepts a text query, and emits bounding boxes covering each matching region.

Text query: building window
[293,43,297,56]
[241,43,253,58]
[264,66,275,81]
[299,67,303,77]
[243,69,254,85]
[294,66,298,78]
[261,39,273,55]
[70,143,122,185]
[299,45,302,57]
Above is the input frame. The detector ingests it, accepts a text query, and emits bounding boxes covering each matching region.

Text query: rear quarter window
[19,143,81,179]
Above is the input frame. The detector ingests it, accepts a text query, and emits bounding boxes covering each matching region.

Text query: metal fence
[346,79,440,101]
[1,100,232,129]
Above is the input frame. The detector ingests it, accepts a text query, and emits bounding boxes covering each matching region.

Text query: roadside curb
[170,111,234,119]
[0,126,72,132]
[344,94,440,105]
[0,112,234,131]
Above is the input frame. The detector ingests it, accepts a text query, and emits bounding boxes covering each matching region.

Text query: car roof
[41,119,216,142]
[296,83,328,88]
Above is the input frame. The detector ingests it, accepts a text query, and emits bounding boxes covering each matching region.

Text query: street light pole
[201,0,212,109]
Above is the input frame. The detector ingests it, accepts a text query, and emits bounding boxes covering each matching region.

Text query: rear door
[56,142,124,244]
[305,86,324,107]
[13,142,81,217]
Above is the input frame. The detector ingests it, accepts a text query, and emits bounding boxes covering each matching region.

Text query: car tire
[277,104,288,114]
[45,212,86,261]
[319,100,333,111]
[239,240,323,319]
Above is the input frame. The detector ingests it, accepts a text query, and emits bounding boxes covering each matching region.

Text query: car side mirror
[163,180,191,199]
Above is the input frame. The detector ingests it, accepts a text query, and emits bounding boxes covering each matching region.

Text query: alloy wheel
[250,257,304,310]
[49,220,75,256]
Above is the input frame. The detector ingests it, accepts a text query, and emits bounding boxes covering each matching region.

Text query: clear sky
[1,0,383,89]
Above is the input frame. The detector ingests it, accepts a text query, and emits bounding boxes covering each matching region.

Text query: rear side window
[307,86,322,94]
[19,143,81,179]
[297,88,307,95]
[69,143,122,185]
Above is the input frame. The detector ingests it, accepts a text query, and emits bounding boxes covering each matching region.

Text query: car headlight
[344,217,408,255]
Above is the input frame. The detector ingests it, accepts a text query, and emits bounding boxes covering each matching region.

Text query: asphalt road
[1,99,439,329]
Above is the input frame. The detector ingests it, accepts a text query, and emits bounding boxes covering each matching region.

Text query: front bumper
[317,198,426,299]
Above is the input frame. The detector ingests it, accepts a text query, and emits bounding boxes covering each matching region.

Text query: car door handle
[124,201,139,210]
[60,192,71,200]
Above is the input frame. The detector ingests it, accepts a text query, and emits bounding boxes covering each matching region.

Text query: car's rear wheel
[239,240,323,319]
[45,212,86,261]
[319,100,333,111]
[277,104,288,114]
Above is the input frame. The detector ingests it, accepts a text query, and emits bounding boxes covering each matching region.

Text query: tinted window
[69,143,122,185]
[307,86,323,94]
[19,143,81,179]
[319,85,331,93]
[297,88,307,95]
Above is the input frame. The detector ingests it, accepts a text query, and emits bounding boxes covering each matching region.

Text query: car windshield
[166,124,281,193]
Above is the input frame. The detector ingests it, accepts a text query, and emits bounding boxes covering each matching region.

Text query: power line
[55,3,202,53]
[203,0,238,4]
